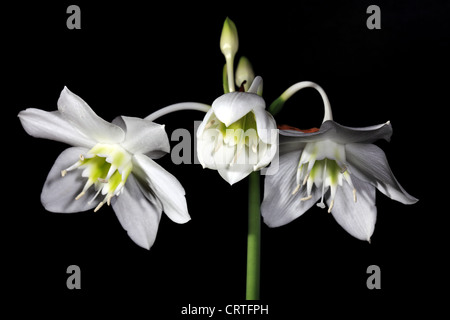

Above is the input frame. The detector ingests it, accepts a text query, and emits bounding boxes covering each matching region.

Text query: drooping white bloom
[18,87,190,249]
[196,77,278,185]
[261,82,417,241]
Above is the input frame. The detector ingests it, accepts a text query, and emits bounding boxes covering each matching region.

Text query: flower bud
[220,17,239,59]
[235,56,255,91]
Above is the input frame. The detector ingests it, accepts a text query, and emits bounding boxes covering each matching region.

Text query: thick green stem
[246,171,261,300]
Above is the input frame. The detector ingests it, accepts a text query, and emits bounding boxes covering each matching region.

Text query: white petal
[111,174,162,250]
[218,145,253,185]
[57,87,125,143]
[41,147,97,213]
[346,143,418,204]
[212,92,265,127]
[132,154,190,224]
[253,108,277,144]
[218,164,253,185]
[254,141,277,171]
[113,116,170,156]
[18,108,96,148]
[261,149,321,227]
[329,175,377,241]
[196,107,215,138]
[248,76,263,95]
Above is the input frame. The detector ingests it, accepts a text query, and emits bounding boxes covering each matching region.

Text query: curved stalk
[269,81,332,122]
[145,102,211,122]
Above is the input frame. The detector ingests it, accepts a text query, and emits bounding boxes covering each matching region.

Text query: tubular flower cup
[18,87,190,249]
[197,76,278,185]
[261,82,418,242]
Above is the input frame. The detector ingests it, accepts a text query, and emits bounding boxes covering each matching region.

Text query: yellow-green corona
[61,143,133,212]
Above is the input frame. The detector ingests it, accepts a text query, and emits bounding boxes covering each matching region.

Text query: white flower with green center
[196,76,278,185]
[262,82,418,241]
[18,87,190,249]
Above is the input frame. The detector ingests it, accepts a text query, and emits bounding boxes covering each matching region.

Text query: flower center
[204,111,260,165]
[61,143,133,212]
[293,141,357,213]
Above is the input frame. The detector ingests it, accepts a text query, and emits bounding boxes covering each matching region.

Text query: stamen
[75,192,85,200]
[213,133,223,154]
[61,160,83,176]
[94,201,105,212]
[204,119,216,130]
[88,188,102,205]
[301,195,312,201]
[302,173,309,186]
[292,184,301,195]
[75,180,94,201]
[106,194,112,206]
[79,154,85,161]
[316,159,328,209]
[327,199,334,213]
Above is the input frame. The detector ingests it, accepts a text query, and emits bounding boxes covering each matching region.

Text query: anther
[301,195,312,201]
[61,170,67,177]
[292,184,301,195]
[94,201,105,212]
[353,189,357,203]
[98,178,109,183]
[340,165,347,174]
[302,173,309,186]
[79,154,85,161]
[205,119,216,130]
[328,200,334,213]
[106,194,112,206]
[75,192,85,200]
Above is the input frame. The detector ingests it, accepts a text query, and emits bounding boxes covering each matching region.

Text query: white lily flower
[18,87,190,249]
[196,76,278,185]
[261,82,417,242]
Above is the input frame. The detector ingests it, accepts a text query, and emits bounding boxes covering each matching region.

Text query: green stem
[246,171,261,300]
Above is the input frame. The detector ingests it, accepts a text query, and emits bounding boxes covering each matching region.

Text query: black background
[4,1,448,317]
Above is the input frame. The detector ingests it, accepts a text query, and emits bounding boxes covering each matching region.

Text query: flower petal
[261,149,321,227]
[111,174,162,250]
[254,140,277,171]
[328,175,377,241]
[41,147,97,213]
[113,116,170,157]
[212,92,265,127]
[217,147,254,185]
[253,108,277,144]
[18,108,96,148]
[346,143,418,204]
[132,154,190,224]
[196,107,215,138]
[57,87,125,144]
[279,120,392,144]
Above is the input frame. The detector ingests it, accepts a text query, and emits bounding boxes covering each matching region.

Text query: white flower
[196,77,278,185]
[261,84,417,241]
[18,87,190,249]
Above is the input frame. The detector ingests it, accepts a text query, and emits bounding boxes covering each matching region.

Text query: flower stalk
[246,170,261,300]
